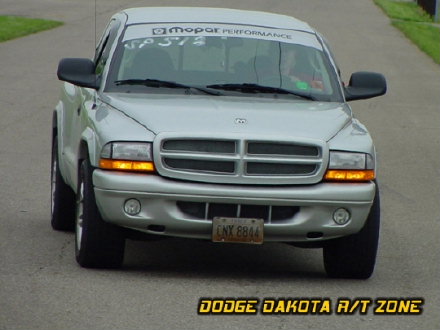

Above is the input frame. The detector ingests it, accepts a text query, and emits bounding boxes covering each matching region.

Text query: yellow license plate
[212,217,264,244]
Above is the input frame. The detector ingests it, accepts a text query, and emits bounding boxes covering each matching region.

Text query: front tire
[323,184,380,279]
[51,136,76,231]
[75,158,125,268]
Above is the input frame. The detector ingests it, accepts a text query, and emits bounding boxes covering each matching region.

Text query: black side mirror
[344,71,387,101]
[57,58,100,89]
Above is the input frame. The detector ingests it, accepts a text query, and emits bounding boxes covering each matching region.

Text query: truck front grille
[246,162,317,175]
[163,139,236,154]
[247,142,319,156]
[154,134,327,185]
[163,158,235,174]
[176,201,299,224]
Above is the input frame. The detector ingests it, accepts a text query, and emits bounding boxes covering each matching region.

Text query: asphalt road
[1,0,439,329]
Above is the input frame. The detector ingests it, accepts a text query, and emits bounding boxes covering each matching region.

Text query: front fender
[80,127,99,167]
[52,107,71,185]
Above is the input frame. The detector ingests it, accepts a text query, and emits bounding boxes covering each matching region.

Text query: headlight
[328,151,374,170]
[324,151,375,182]
[99,142,155,172]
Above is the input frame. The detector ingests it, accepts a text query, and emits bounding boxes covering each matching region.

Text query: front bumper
[93,169,376,243]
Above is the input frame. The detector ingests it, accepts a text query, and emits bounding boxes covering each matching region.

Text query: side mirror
[57,58,100,89]
[344,71,387,101]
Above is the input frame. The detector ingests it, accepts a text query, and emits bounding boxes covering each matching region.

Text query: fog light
[124,199,141,216]
[333,208,351,225]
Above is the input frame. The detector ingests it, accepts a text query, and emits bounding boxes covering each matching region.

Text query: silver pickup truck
[51,7,386,278]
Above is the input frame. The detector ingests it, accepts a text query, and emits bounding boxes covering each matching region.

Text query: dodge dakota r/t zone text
[51,7,386,278]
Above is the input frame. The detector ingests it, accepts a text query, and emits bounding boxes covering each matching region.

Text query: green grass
[374,0,434,22]
[373,0,440,64]
[0,16,63,42]
[393,21,440,63]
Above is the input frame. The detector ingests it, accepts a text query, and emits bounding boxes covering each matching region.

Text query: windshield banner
[123,23,322,49]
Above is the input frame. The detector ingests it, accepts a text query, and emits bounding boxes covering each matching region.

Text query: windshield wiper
[206,83,315,100]
[115,79,222,96]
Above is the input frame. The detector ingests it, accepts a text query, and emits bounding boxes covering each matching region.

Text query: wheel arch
[76,128,100,189]
[52,110,58,138]
[78,128,99,166]
[52,110,71,186]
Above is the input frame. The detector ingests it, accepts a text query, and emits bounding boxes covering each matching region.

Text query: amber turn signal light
[324,170,375,182]
[99,159,155,172]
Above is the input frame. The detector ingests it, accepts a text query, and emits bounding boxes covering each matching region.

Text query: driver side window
[94,19,120,75]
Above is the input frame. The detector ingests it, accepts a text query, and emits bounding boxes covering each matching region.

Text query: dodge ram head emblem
[235,118,247,124]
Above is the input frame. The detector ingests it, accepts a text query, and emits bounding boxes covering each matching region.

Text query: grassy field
[0,16,63,42]
[374,0,440,64]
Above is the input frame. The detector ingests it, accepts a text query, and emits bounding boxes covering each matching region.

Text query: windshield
[106,23,343,102]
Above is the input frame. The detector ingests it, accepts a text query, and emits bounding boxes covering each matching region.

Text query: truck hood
[103,93,351,141]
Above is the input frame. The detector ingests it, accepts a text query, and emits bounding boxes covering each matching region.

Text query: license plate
[212,217,264,244]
